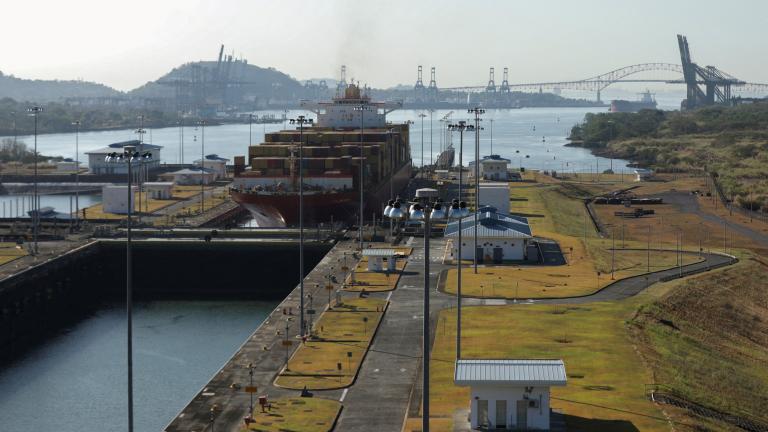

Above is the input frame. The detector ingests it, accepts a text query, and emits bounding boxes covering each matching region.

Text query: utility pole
[198,120,206,214]
[72,120,81,227]
[353,104,372,250]
[290,116,313,338]
[27,106,43,255]
[419,112,427,177]
[469,107,485,274]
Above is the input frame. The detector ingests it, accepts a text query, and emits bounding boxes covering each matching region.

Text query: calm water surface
[0,193,101,217]
[10,107,633,173]
[0,300,275,432]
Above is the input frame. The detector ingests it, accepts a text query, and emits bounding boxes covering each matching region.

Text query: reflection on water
[0,300,275,432]
[0,193,101,217]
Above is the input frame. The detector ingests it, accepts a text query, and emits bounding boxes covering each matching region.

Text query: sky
[2,0,767,92]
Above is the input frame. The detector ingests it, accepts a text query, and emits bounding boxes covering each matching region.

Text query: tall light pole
[489,119,494,155]
[27,106,42,255]
[468,107,485,274]
[448,121,474,360]
[429,109,434,170]
[198,120,207,214]
[249,113,254,146]
[105,146,152,432]
[353,104,372,250]
[290,115,313,338]
[418,113,427,177]
[72,120,81,226]
[134,127,146,223]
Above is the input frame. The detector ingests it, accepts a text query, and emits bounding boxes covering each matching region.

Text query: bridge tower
[414,65,426,103]
[486,67,497,92]
[500,67,510,93]
[427,66,438,103]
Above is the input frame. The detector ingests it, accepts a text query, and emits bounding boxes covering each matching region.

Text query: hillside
[0,71,121,102]
[569,102,768,212]
[631,258,768,429]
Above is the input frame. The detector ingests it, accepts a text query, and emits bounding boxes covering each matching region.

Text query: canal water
[0,300,275,432]
[8,107,633,175]
[0,193,101,217]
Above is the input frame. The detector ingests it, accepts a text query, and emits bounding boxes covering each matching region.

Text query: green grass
[242,397,341,431]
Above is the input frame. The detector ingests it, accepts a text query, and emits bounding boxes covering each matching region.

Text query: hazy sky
[2,0,767,91]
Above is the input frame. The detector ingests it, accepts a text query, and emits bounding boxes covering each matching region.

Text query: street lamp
[290,115,313,338]
[386,195,445,432]
[197,120,207,214]
[249,113,255,146]
[105,146,152,432]
[27,106,43,255]
[72,120,81,227]
[468,107,485,274]
[418,112,427,177]
[447,120,473,360]
[353,104,372,251]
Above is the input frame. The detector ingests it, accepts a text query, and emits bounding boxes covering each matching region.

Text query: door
[516,400,528,430]
[477,399,489,428]
[476,247,484,263]
[493,247,503,264]
[495,400,507,428]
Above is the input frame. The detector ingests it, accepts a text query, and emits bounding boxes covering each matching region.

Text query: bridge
[415,35,768,107]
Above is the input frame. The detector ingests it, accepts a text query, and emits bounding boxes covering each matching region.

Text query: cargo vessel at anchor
[231,83,412,227]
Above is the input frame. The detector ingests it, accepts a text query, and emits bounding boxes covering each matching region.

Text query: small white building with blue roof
[445,206,532,262]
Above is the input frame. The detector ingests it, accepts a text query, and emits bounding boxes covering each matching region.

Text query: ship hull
[232,161,412,227]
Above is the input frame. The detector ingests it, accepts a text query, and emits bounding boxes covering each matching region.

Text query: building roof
[445,207,531,238]
[455,359,567,386]
[469,154,512,166]
[194,153,229,163]
[362,248,397,257]
[164,168,215,176]
[85,140,163,155]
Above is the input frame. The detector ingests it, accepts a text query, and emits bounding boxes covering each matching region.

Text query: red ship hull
[232,162,412,227]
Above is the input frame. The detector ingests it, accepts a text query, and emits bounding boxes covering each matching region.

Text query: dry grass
[274,297,387,390]
[242,397,341,432]
[0,242,27,265]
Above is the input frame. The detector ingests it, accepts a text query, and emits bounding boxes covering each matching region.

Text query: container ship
[231,83,412,227]
[610,90,658,113]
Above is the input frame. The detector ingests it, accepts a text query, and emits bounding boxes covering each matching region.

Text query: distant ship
[231,83,412,227]
[610,90,658,113]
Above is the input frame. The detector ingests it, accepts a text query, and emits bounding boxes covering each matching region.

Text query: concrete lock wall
[470,385,551,430]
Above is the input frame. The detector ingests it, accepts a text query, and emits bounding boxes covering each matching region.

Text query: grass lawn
[407,300,672,432]
[343,256,407,292]
[442,246,701,299]
[0,242,27,265]
[275,297,387,390]
[242,397,341,432]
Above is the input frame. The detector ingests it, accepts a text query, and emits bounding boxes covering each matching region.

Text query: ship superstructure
[231,84,411,226]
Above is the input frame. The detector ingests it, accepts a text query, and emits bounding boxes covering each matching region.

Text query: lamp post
[249,113,254,146]
[468,107,485,274]
[290,115,313,338]
[489,118,494,155]
[429,109,434,171]
[448,121,473,359]
[198,120,207,214]
[72,120,81,227]
[418,112,427,177]
[27,106,42,255]
[353,104,372,251]
[387,198,445,432]
[105,146,152,432]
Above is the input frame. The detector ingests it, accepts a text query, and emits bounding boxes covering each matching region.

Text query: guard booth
[362,248,397,272]
[455,359,567,430]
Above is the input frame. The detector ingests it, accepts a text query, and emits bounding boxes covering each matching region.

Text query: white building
[634,168,653,182]
[455,359,567,430]
[362,248,398,272]
[102,185,136,214]
[469,155,512,181]
[160,168,215,185]
[144,182,174,199]
[194,154,229,180]
[86,140,162,175]
[445,207,532,263]
[55,160,80,173]
[478,183,511,214]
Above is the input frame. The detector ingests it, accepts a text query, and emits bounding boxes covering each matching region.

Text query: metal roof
[445,210,531,238]
[455,359,567,386]
[362,248,397,257]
